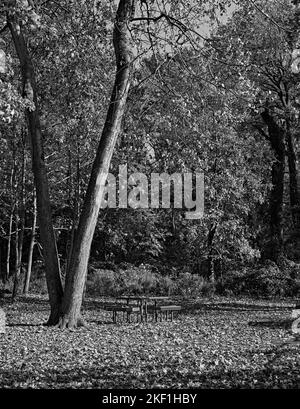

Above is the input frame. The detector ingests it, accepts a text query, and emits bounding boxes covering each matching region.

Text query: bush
[86,263,219,297]
[86,264,160,296]
[156,275,177,296]
[218,260,300,298]
[175,272,215,298]
[86,269,120,296]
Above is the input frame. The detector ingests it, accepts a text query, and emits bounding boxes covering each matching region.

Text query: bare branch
[249,0,292,32]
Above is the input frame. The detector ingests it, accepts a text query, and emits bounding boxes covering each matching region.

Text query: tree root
[57,314,87,330]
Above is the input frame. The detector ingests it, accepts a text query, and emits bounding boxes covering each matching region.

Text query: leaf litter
[0,295,299,388]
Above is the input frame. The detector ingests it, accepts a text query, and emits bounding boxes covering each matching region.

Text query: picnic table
[117,296,169,322]
[103,295,182,323]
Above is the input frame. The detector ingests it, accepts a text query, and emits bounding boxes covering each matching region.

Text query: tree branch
[0,24,8,34]
[253,124,270,141]
[249,0,292,32]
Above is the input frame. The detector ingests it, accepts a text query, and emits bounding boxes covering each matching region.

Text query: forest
[0,0,300,390]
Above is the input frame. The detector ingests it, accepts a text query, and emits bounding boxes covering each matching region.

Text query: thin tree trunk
[66,140,80,273]
[0,247,2,285]
[261,109,285,263]
[12,200,19,301]
[8,17,63,324]
[59,0,136,329]
[6,166,15,283]
[207,225,217,283]
[13,139,26,301]
[24,189,37,295]
[286,119,300,229]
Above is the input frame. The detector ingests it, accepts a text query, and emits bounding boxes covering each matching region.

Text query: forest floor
[0,294,299,388]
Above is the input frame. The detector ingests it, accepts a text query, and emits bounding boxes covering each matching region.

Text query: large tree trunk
[261,109,285,263]
[59,0,136,329]
[8,17,63,324]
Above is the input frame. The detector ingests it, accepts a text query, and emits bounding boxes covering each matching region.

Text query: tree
[260,108,285,261]
[58,0,136,328]
[6,2,63,324]
[209,0,300,262]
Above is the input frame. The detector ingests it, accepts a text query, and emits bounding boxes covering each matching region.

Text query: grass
[0,294,299,388]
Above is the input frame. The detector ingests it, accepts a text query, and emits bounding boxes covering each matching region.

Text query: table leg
[154,301,158,322]
[144,301,148,323]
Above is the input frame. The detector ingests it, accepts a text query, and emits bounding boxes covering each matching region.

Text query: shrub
[218,260,300,298]
[119,264,159,295]
[217,268,251,296]
[86,264,160,296]
[86,269,119,296]
[175,272,215,298]
[156,275,177,296]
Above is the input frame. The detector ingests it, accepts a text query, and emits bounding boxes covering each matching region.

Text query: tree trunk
[8,17,63,324]
[24,189,37,295]
[12,136,26,301]
[261,109,285,263]
[286,119,300,229]
[66,141,80,273]
[12,201,19,302]
[207,225,217,283]
[6,165,15,283]
[59,0,136,329]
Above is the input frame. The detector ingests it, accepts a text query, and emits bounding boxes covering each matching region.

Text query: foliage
[176,272,215,297]
[86,264,216,297]
[0,0,299,311]
[219,261,300,297]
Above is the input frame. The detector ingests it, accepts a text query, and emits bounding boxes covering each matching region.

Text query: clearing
[0,295,299,388]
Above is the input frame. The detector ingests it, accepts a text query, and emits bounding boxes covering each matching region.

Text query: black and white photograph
[0,0,300,397]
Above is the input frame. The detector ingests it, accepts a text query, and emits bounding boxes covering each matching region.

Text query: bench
[104,304,142,323]
[147,305,182,322]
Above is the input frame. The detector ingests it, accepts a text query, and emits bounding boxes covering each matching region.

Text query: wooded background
[0,0,300,327]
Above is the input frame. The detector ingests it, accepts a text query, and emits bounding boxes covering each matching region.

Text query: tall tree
[59,0,136,328]
[261,108,285,262]
[6,5,63,324]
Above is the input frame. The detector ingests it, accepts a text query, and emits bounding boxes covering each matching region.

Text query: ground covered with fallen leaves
[0,295,299,388]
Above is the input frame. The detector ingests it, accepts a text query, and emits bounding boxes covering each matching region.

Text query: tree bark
[261,109,285,263]
[12,136,26,301]
[6,165,15,283]
[286,119,300,229]
[24,189,37,295]
[8,17,63,324]
[66,141,80,273]
[207,224,217,283]
[59,0,136,329]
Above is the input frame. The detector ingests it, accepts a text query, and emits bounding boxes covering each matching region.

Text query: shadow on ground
[185,301,293,313]
[248,319,292,330]
[0,359,299,388]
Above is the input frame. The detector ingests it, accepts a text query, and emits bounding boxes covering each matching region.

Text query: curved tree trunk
[59,0,136,329]
[261,109,285,263]
[8,17,63,324]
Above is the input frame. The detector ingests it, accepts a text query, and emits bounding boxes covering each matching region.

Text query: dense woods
[0,0,300,328]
